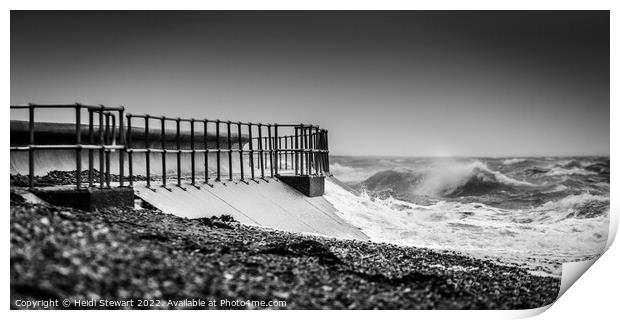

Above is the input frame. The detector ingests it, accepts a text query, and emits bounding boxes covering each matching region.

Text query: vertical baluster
[204,120,209,183]
[312,129,317,175]
[105,113,111,188]
[176,118,182,186]
[248,123,255,180]
[299,123,306,176]
[318,129,322,174]
[108,115,115,187]
[264,137,268,173]
[216,120,221,181]
[325,130,330,174]
[237,122,244,182]
[161,118,167,187]
[267,124,273,177]
[308,128,312,175]
[127,115,133,186]
[304,126,310,175]
[75,104,82,189]
[88,110,94,188]
[299,126,303,175]
[320,130,325,174]
[227,121,233,181]
[28,104,34,189]
[292,136,295,173]
[190,119,196,186]
[118,107,125,187]
[258,124,265,179]
[111,115,116,145]
[99,108,105,188]
[314,127,319,175]
[145,115,151,188]
[274,125,279,175]
[294,127,299,176]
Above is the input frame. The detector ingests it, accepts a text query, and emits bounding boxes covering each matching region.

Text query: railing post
[248,123,255,180]
[258,124,265,179]
[176,118,182,187]
[75,104,82,189]
[300,125,304,175]
[284,135,288,171]
[237,122,244,182]
[216,120,221,181]
[109,114,115,187]
[227,121,233,181]
[316,130,321,175]
[99,107,105,188]
[325,129,330,174]
[111,115,116,146]
[308,127,314,175]
[274,124,279,176]
[203,119,209,183]
[88,110,94,187]
[279,137,283,170]
[161,117,167,187]
[105,113,111,188]
[314,127,319,175]
[28,104,35,189]
[300,124,305,175]
[294,127,299,176]
[320,130,326,175]
[118,107,125,187]
[264,137,268,174]
[267,124,274,177]
[304,126,310,175]
[145,115,151,188]
[127,114,133,186]
[308,127,313,175]
[190,118,196,186]
[312,129,317,175]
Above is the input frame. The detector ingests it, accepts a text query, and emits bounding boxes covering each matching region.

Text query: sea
[325,156,610,277]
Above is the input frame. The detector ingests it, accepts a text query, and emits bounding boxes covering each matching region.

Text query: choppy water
[325,156,610,276]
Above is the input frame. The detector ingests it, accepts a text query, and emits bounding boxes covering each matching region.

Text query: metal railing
[10,103,125,189]
[10,104,330,190]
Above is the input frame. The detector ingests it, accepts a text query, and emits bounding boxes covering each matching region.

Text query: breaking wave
[324,178,609,275]
[330,162,377,183]
[545,167,596,177]
[361,161,535,198]
[327,156,610,276]
[502,158,528,165]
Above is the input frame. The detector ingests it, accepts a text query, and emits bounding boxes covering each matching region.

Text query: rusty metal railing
[10,103,330,190]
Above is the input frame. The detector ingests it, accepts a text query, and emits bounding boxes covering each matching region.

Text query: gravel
[10,193,560,310]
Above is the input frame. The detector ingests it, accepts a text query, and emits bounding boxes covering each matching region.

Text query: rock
[58,211,74,220]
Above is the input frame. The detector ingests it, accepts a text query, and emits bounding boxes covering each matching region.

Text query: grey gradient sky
[11,11,609,157]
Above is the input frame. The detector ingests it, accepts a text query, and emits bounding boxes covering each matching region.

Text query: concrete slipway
[133,178,369,241]
[11,119,368,241]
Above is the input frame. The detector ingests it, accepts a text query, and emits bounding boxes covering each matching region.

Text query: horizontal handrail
[125,114,319,129]
[10,145,123,151]
[11,103,125,111]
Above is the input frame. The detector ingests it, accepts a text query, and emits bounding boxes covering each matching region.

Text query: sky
[11,11,609,157]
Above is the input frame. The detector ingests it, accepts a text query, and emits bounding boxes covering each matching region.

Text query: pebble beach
[10,188,560,309]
